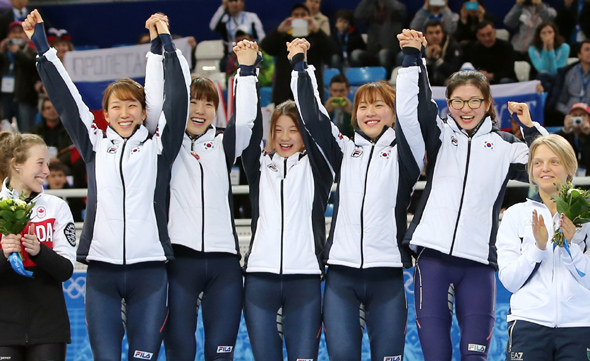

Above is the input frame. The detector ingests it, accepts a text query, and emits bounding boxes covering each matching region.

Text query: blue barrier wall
[63,269,512,360]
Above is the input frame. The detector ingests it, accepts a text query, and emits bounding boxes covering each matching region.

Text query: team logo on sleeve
[483,141,494,150]
[217,346,233,353]
[203,142,214,150]
[64,222,76,247]
[267,164,279,172]
[107,146,118,154]
[380,151,391,159]
[351,147,363,158]
[451,136,458,146]
[36,206,47,219]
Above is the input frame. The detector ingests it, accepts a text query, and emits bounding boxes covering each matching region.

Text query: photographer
[324,74,354,137]
[0,21,38,132]
[556,102,590,176]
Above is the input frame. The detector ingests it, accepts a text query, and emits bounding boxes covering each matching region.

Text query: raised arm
[505,102,549,182]
[144,13,166,135]
[289,38,344,173]
[24,10,96,163]
[153,18,190,164]
[222,40,260,169]
[396,29,442,162]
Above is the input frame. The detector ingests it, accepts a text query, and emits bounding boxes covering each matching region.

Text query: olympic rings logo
[62,276,86,299]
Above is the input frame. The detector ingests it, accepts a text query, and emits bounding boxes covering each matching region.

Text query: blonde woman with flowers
[0,132,76,360]
[497,134,590,361]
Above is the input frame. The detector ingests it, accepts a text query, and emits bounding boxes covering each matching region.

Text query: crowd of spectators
[1,0,590,218]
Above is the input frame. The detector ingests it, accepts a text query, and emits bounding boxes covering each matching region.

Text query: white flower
[14,199,26,207]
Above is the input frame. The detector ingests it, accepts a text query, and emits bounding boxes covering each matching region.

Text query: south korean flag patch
[64,222,76,247]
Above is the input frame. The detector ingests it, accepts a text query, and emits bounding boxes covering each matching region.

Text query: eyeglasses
[448,98,485,110]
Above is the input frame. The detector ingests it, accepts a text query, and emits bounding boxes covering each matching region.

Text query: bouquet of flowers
[550,182,590,246]
[0,195,35,277]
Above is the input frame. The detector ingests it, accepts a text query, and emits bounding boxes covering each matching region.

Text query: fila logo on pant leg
[384,357,402,361]
[133,351,153,360]
[296,359,313,361]
[217,346,233,353]
[468,344,486,353]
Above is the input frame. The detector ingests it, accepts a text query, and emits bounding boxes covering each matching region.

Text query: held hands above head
[233,39,259,66]
[397,29,427,50]
[508,101,534,128]
[145,13,169,41]
[22,9,43,40]
[286,38,310,61]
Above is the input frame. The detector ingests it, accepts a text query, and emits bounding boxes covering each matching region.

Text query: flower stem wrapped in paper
[550,182,590,246]
[0,194,35,277]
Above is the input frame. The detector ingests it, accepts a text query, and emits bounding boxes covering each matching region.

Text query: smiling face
[352,83,396,140]
[12,145,50,194]
[104,94,146,138]
[187,98,216,136]
[447,84,490,133]
[531,144,569,196]
[272,115,304,158]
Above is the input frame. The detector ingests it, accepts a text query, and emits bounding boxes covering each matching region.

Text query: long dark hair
[532,21,565,51]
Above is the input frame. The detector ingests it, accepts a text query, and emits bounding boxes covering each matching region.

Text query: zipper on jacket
[191,139,206,252]
[119,139,128,264]
[280,158,287,274]
[449,136,471,255]
[359,144,375,269]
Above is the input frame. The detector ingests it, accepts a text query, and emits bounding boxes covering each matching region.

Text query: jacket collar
[106,124,148,146]
[184,126,216,148]
[353,126,395,146]
[447,115,493,137]
[1,178,43,203]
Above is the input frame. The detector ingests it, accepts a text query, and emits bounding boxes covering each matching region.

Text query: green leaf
[0,210,14,222]
[556,199,569,214]
[14,209,25,220]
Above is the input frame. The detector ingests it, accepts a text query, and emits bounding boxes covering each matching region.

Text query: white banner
[64,37,193,82]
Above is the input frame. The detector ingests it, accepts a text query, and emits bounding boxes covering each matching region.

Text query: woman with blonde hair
[497,134,590,360]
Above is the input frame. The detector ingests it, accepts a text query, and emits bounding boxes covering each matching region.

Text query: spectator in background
[225,25,253,77]
[556,102,590,175]
[324,74,354,138]
[0,20,37,132]
[504,0,556,58]
[409,0,458,35]
[30,98,72,160]
[260,3,333,105]
[306,0,330,35]
[47,28,73,63]
[354,0,406,74]
[0,0,29,40]
[528,21,570,91]
[454,0,495,46]
[46,161,85,222]
[555,0,590,47]
[330,9,366,71]
[423,20,463,86]
[464,21,517,84]
[210,0,265,71]
[549,40,590,122]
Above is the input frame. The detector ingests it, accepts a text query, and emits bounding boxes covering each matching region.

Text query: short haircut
[291,3,310,15]
[330,74,350,88]
[335,10,354,24]
[527,134,578,184]
[49,161,70,175]
[190,76,220,109]
[102,78,145,111]
[476,20,495,32]
[424,20,444,33]
[351,81,396,129]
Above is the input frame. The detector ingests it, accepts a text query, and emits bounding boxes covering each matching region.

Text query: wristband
[31,23,49,55]
[150,36,163,55]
